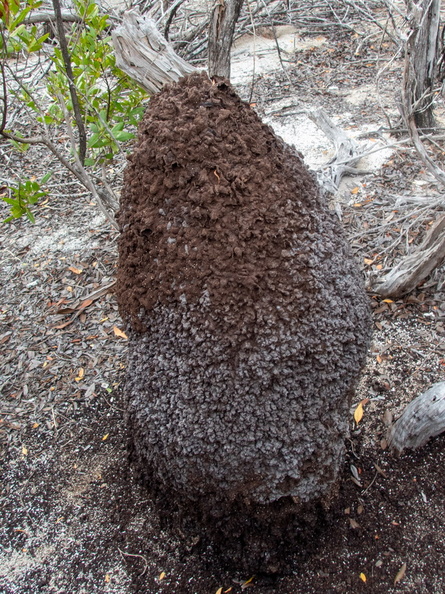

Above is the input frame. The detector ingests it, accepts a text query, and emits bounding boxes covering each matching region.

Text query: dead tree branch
[373,212,445,296]
[307,107,365,194]
[208,0,244,79]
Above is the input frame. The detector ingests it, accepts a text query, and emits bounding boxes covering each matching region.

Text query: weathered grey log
[388,382,445,454]
[111,10,196,94]
[307,107,364,195]
[373,213,445,297]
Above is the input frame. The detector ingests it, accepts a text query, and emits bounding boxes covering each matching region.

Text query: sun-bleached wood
[112,10,196,95]
[373,214,445,297]
[388,382,445,454]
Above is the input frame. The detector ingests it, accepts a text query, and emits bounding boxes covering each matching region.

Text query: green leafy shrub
[1,173,51,223]
[1,0,148,223]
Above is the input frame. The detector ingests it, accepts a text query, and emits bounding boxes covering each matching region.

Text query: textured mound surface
[116,72,371,547]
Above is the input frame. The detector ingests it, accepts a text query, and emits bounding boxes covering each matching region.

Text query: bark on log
[388,382,445,454]
[373,213,445,297]
[111,10,196,95]
[208,0,244,79]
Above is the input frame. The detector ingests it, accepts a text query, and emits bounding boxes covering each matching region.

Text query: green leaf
[1,196,19,206]
[25,209,36,223]
[111,122,125,134]
[41,172,52,184]
[11,204,25,217]
[114,131,134,142]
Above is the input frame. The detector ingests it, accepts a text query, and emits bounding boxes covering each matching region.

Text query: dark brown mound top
[116,72,324,331]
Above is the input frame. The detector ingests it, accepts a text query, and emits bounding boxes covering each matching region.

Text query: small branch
[163,0,186,40]
[51,0,87,166]
[0,61,7,134]
[0,128,118,230]
[0,10,82,28]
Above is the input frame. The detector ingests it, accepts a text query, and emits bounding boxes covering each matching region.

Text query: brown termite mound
[116,72,371,571]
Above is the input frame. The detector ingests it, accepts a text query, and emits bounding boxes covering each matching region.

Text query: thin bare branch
[51,0,87,165]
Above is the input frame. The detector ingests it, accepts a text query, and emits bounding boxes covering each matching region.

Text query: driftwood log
[373,213,445,297]
[307,107,364,195]
[111,10,196,94]
[388,382,445,455]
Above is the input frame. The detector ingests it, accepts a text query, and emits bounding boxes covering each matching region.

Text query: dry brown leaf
[53,320,74,330]
[394,563,406,584]
[383,410,393,427]
[113,326,128,340]
[354,402,364,424]
[374,464,387,478]
[68,266,83,274]
[363,258,373,265]
[102,434,109,441]
[353,398,369,424]
[241,576,255,589]
[349,518,360,529]
[55,307,77,315]
[75,368,85,382]
[215,589,223,594]
[351,187,360,194]
[78,298,93,311]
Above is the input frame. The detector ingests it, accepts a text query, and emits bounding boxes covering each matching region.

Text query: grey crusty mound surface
[116,73,372,546]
